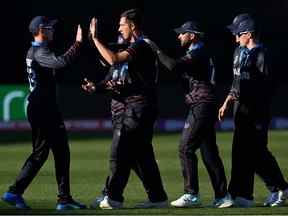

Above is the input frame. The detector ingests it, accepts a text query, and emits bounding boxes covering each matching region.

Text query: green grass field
[0,131,288,215]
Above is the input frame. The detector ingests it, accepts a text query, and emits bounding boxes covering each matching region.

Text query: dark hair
[120,8,142,29]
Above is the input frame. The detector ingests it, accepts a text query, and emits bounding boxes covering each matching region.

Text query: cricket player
[219,14,288,207]
[88,9,168,209]
[82,36,152,208]
[1,16,86,210]
[148,20,233,208]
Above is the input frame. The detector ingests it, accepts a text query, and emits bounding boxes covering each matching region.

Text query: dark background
[1,0,288,119]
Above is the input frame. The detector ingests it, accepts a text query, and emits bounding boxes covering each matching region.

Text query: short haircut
[120,8,142,29]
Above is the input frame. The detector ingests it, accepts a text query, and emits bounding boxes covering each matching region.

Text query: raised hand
[76,25,83,42]
[89,17,98,39]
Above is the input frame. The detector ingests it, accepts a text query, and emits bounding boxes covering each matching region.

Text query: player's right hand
[89,17,98,39]
[76,25,83,43]
[82,78,95,93]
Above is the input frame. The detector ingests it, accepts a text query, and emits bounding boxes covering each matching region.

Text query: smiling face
[118,17,134,42]
[178,32,194,47]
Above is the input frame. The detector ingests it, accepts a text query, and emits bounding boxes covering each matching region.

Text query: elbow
[107,59,115,66]
[103,54,117,66]
[106,60,114,66]
[108,56,120,66]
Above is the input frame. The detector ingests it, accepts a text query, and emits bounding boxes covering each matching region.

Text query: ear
[247,32,252,39]
[38,28,44,35]
[189,33,195,40]
[130,22,136,31]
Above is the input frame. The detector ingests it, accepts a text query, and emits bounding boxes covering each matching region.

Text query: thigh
[180,105,214,151]
[28,102,63,130]
[110,122,133,162]
[199,120,219,157]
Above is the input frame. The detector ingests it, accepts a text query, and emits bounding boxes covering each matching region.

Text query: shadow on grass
[0,131,181,144]
[1,205,288,215]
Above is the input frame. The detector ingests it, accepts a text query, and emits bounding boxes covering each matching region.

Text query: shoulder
[233,46,242,55]
[129,39,149,50]
[253,45,268,59]
[126,39,151,57]
[26,46,34,57]
[186,45,208,60]
[257,45,268,55]
[34,46,52,58]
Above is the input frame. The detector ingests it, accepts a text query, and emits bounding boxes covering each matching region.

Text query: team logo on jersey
[26,58,36,92]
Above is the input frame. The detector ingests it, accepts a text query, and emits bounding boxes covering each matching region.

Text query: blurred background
[1,3,288,212]
[1,0,288,135]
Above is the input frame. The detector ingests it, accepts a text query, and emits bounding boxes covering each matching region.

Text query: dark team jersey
[93,64,127,116]
[174,42,216,106]
[26,41,81,104]
[93,38,159,116]
[124,38,158,99]
[229,44,272,111]
[95,64,153,117]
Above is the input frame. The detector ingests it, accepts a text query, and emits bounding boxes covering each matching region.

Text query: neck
[34,36,45,43]
[130,30,142,43]
[188,39,202,49]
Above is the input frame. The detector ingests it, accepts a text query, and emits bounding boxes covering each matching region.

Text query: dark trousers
[9,101,70,197]
[179,103,227,199]
[101,163,146,196]
[106,103,167,202]
[228,103,288,200]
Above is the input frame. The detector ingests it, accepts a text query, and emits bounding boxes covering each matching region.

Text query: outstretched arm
[89,18,130,66]
[144,39,176,71]
[157,50,177,71]
[35,25,83,69]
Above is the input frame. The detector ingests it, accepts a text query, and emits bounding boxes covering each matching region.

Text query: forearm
[228,77,240,100]
[61,41,82,65]
[93,38,117,65]
[94,81,110,93]
[157,50,177,71]
[36,42,81,69]
[93,72,114,93]
[223,94,235,107]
